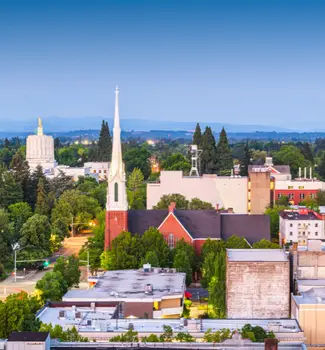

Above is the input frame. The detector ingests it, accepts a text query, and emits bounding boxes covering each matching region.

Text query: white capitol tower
[26,117,57,172]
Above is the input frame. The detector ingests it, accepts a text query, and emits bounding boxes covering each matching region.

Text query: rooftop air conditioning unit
[144,283,153,295]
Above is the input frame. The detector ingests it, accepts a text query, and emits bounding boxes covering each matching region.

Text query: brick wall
[226,259,290,318]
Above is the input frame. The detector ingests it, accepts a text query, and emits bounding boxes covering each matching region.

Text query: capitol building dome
[26,118,57,172]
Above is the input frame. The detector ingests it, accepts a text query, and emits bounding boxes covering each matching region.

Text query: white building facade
[279,209,325,247]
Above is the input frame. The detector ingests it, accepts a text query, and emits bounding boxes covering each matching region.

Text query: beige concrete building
[147,171,248,213]
[292,288,325,346]
[248,169,271,215]
[292,250,325,281]
[226,249,290,319]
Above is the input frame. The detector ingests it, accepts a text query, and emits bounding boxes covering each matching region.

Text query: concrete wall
[249,171,271,215]
[292,251,325,279]
[226,259,290,318]
[123,302,153,318]
[147,171,248,213]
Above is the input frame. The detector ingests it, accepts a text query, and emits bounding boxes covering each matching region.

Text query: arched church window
[114,182,118,202]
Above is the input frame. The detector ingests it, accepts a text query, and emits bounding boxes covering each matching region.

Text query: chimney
[264,338,278,350]
[168,202,176,213]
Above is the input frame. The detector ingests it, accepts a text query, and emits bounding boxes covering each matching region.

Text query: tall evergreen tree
[240,141,252,176]
[97,121,112,161]
[200,127,217,174]
[215,127,233,175]
[35,178,50,216]
[27,166,47,209]
[10,151,30,203]
[193,123,202,147]
[0,166,23,208]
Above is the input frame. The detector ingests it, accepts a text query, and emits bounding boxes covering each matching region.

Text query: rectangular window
[288,186,293,189]
[290,232,293,236]
[277,193,282,199]
[300,193,305,200]
[315,223,318,228]
[168,234,175,249]
[315,232,318,236]
[299,186,305,190]
[289,193,294,200]
[290,223,293,227]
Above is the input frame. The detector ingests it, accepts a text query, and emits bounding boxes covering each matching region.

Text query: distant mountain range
[0,116,293,134]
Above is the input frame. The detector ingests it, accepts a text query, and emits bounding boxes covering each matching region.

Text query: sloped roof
[8,332,49,342]
[127,209,270,243]
[173,210,221,239]
[248,164,291,174]
[221,214,270,243]
[128,210,168,235]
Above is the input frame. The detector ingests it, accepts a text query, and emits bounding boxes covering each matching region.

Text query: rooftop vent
[144,283,153,295]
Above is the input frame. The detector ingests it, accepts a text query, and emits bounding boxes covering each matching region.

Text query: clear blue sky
[0,0,324,130]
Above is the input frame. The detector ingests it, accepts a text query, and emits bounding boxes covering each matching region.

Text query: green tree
[317,153,325,180]
[153,193,189,209]
[208,249,226,318]
[0,166,23,208]
[200,127,217,174]
[10,151,31,203]
[160,325,173,342]
[316,190,325,206]
[19,214,51,256]
[173,249,192,285]
[53,256,80,288]
[79,210,105,274]
[215,128,233,175]
[252,239,280,249]
[189,198,213,210]
[175,332,194,342]
[161,153,191,173]
[35,271,68,303]
[273,145,309,178]
[39,324,88,342]
[0,209,12,265]
[110,329,139,342]
[141,227,170,267]
[97,120,112,162]
[193,123,202,147]
[124,144,151,179]
[127,168,146,209]
[101,231,142,270]
[265,206,287,240]
[225,235,250,249]
[8,202,33,243]
[275,195,289,206]
[240,141,252,176]
[35,178,50,216]
[0,292,40,338]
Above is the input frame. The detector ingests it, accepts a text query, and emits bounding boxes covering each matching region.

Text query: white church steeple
[106,87,128,211]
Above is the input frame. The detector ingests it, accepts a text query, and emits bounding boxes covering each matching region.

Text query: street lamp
[11,243,21,283]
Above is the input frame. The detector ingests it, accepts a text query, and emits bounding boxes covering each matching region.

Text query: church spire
[37,117,43,136]
[106,87,128,211]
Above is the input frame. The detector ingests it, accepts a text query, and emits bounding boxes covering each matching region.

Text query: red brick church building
[105,88,270,252]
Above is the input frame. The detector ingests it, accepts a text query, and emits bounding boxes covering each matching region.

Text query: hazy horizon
[1,0,325,130]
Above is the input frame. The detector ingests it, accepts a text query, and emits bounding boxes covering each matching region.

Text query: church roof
[127,209,270,242]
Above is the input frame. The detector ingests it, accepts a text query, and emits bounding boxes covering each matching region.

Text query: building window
[290,232,293,236]
[104,170,107,173]
[288,186,293,189]
[311,193,315,199]
[299,186,304,190]
[315,223,318,228]
[315,232,318,236]
[300,193,305,200]
[277,193,282,199]
[114,182,118,202]
[290,223,293,227]
[298,223,301,227]
[289,193,294,200]
[303,231,305,236]
[168,234,175,249]
[99,170,102,173]
[94,170,96,173]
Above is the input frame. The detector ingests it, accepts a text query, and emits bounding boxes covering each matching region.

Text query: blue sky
[0,0,325,131]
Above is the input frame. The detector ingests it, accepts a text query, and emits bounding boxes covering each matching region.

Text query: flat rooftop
[293,287,325,305]
[38,306,117,331]
[63,269,186,302]
[38,310,301,334]
[280,210,321,220]
[227,249,288,262]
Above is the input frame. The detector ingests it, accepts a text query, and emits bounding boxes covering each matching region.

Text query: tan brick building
[226,249,290,318]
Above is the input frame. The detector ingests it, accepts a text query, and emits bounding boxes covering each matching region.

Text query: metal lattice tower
[189,144,202,177]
